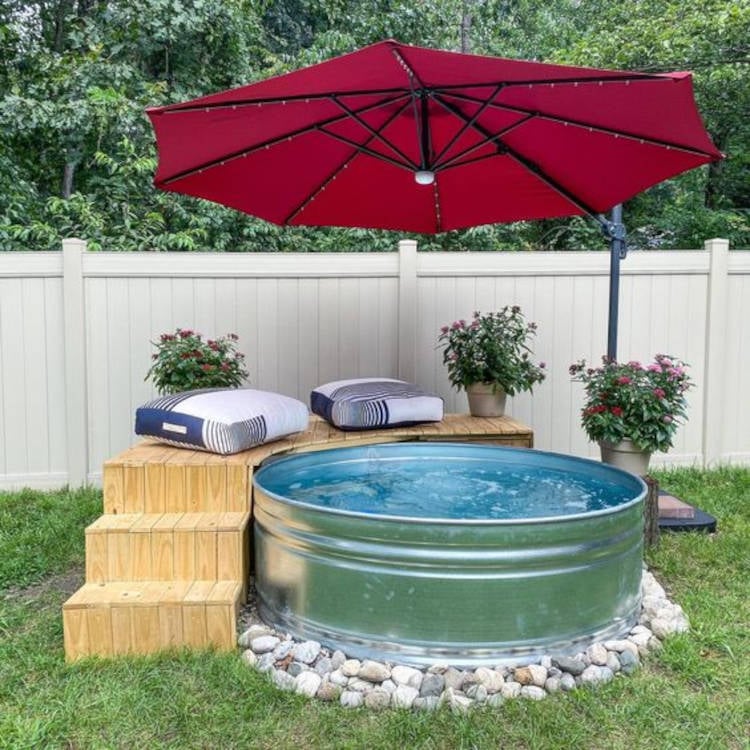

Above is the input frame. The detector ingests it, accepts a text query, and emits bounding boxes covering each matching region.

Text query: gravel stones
[238,567,684,711]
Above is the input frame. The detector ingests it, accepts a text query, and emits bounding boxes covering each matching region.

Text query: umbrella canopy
[147,39,721,234]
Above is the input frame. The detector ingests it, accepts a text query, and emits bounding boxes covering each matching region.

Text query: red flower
[653,388,666,399]
[611,407,623,417]
[201,364,214,372]
[616,376,631,385]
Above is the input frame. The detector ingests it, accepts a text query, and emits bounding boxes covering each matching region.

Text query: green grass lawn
[1,469,748,750]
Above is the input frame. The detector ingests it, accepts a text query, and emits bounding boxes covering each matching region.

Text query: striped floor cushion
[311,378,443,431]
[135,388,309,454]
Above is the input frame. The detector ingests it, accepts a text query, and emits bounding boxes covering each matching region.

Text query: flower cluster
[438,307,546,396]
[569,354,693,453]
[145,328,249,394]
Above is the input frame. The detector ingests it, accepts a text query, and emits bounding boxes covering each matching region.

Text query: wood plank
[151,514,179,581]
[85,607,113,657]
[102,465,124,514]
[216,528,242,583]
[143,447,176,514]
[63,606,89,661]
[163,452,190,512]
[225,456,249,512]
[122,464,145,514]
[194,516,217,580]
[107,528,134,582]
[129,604,160,655]
[182,581,214,647]
[172,514,198,581]
[85,529,108,583]
[110,606,133,655]
[203,454,228,512]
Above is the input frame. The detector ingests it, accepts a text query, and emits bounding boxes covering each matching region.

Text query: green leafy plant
[569,354,694,453]
[145,328,248,395]
[437,307,546,395]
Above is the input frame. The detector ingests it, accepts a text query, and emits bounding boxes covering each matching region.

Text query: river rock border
[237,569,688,711]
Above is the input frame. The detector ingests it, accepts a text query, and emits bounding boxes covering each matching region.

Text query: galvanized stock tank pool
[252,443,646,666]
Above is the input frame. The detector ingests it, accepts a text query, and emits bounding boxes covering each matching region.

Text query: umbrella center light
[415,170,435,186]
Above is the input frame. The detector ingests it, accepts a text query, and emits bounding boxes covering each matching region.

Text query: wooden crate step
[102,445,254,515]
[63,580,243,661]
[85,512,249,587]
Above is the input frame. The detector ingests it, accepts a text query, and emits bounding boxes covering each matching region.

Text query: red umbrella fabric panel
[147,40,722,233]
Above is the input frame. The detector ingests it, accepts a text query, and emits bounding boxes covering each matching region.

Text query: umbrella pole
[605,204,627,361]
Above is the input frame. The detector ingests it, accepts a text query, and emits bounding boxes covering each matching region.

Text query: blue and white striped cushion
[135,388,309,454]
[310,378,443,431]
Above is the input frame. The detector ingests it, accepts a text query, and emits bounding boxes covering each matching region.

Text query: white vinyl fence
[0,238,748,489]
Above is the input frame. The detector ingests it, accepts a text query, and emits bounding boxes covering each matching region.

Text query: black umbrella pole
[607,204,626,361]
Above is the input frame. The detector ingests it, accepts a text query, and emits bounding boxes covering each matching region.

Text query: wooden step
[63,580,243,661]
[102,445,254,515]
[85,512,249,591]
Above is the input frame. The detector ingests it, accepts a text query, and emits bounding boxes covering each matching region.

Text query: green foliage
[570,355,694,453]
[438,306,546,395]
[145,328,249,394]
[0,0,748,251]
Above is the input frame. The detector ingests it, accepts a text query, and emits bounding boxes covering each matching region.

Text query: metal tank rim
[252,441,647,525]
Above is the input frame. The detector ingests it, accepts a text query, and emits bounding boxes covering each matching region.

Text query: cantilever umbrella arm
[593,204,628,361]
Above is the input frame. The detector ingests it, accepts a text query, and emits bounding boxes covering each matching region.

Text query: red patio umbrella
[147,39,720,234]
[147,40,721,357]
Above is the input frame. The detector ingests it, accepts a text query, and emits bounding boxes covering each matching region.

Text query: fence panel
[0,240,747,489]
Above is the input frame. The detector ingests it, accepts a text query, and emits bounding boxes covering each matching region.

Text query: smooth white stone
[392,684,420,709]
[295,671,322,697]
[358,660,391,683]
[474,667,504,693]
[250,635,280,654]
[342,659,361,677]
[340,690,363,708]
[292,640,321,665]
[520,685,546,700]
[586,643,609,666]
[391,665,423,689]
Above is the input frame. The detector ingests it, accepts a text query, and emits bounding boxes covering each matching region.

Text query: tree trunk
[62,160,77,199]
[643,475,660,549]
[460,0,474,53]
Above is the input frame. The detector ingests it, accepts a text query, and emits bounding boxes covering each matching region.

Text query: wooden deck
[63,414,533,660]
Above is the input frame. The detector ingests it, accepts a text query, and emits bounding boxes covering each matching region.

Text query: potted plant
[438,307,546,417]
[569,354,693,474]
[145,328,249,394]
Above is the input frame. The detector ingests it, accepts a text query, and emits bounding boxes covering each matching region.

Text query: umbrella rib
[151,73,669,115]
[157,93,411,186]
[284,99,417,225]
[316,128,416,170]
[152,88,412,114]
[442,90,718,158]
[430,85,504,169]
[433,93,601,218]
[330,95,416,168]
[504,146,602,219]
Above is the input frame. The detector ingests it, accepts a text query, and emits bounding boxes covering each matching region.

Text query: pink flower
[616,376,632,385]
[539,362,546,369]
[647,364,661,372]
[440,325,449,334]
[628,361,642,369]
[653,388,666,399]
[663,415,673,423]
